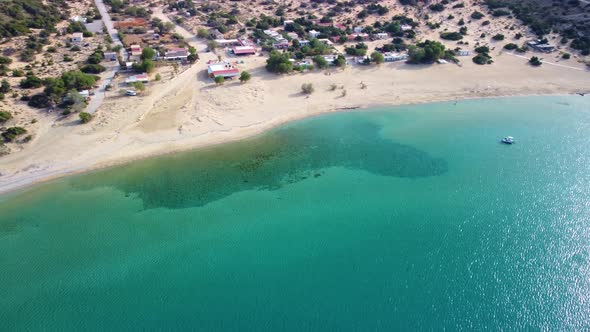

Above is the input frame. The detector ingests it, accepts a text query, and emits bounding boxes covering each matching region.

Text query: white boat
[501,136,515,144]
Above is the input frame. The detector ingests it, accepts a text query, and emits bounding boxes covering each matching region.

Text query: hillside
[483,0,590,54]
[0,0,69,38]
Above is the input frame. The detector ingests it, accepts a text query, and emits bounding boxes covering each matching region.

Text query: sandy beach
[1,5,589,194]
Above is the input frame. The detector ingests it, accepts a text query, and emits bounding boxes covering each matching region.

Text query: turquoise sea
[1,96,590,330]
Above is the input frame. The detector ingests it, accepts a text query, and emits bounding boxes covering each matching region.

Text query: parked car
[125,90,137,96]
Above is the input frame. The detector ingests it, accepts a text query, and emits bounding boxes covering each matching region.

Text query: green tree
[214,76,225,85]
[266,51,293,73]
[20,75,43,89]
[197,28,210,38]
[407,40,445,64]
[312,55,329,69]
[370,51,385,64]
[141,48,156,61]
[131,81,146,91]
[79,112,92,123]
[335,55,346,68]
[207,40,218,51]
[239,71,251,83]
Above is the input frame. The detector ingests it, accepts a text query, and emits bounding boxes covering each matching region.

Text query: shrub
[20,75,43,89]
[2,127,27,142]
[471,11,484,19]
[28,93,51,108]
[155,73,161,81]
[473,53,493,65]
[529,56,542,66]
[80,64,106,74]
[0,79,10,93]
[503,43,518,50]
[492,34,505,41]
[562,53,571,59]
[301,83,314,94]
[239,71,251,83]
[429,3,445,12]
[214,76,224,85]
[440,32,463,41]
[79,112,92,123]
[0,111,12,123]
[474,46,490,53]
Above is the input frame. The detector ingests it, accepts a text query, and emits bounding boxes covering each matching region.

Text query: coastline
[0,92,583,196]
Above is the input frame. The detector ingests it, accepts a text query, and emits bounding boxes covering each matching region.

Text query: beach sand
[1,8,589,194]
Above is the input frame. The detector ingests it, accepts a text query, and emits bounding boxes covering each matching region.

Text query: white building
[354,27,364,33]
[70,16,87,23]
[309,30,320,38]
[70,32,84,44]
[283,20,295,27]
[375,33,389,40]
[125,73,149,84]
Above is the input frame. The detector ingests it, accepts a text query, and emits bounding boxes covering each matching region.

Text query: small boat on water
[501,136,515,144]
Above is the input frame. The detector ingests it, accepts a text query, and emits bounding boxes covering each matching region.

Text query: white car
[125,90,137,96]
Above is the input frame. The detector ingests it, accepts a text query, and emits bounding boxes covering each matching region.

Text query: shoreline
[0,92,582,197]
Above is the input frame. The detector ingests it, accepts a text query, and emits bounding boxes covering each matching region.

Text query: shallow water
[1,96,589,330]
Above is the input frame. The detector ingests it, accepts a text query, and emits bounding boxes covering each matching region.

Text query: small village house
[125,73,149,84]
[70,16,87,23]
[71,32,84,44]
[309,30,320,38]
[231,46,256,56]
[162,48,189,61]
[283,20,294,27]
[130,44,142,57]
[207,62,240,79]
[375,33,389,40]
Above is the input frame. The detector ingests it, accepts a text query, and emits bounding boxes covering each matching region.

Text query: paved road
[87,0,127,114]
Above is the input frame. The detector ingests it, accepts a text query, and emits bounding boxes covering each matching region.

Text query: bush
[214,76,225,85]
[2,127,27,142]
[0,56,12,65]
[529,56,542,66]
[301,83,314,94]
[492,34,505,41]
[471,11,484,19]
[503,43,518,50]
[0,111,12,123]
[80,64,106,74]
[429,3,445,12]
[239,71,251,83]
[562,53,571,59]
[474,46,490,54]
[155,73,161,81]
[79,112,92,123]
[440,32,463,41]
[0,79,10,93]
[28,93,51,108]
[20,75,43,89]
[12,69,24,77]
[370,51,385,64]
[472,53,493,65]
